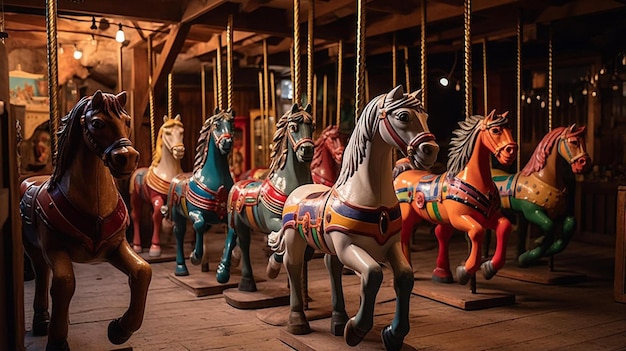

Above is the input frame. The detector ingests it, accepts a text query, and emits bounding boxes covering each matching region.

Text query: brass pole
[516,10,523,171]
[548,23,553,131]
[118,45,123,92]
[365,69,370,102]
[216,35,223,110]
[307,0,314,106]
[212,57,218,115]
[168,72,173,118]
[263,39,270,164]
[420,0,427,108]
[293,0,302,105]
[270,71,276,159]
[148,35,156,153]
[258,71,265,166]
[46,0,59,169]
[463,0,472,118]
[355,0,366,120]
[482,38,488,115]
[201,63,207,120]
[270,71,276,118]
[392,33,397,88]
[336,40,343,126]
[313,74,318,129]
[323,74,328,129]
[227,14,234,111]
[403,47,410,93]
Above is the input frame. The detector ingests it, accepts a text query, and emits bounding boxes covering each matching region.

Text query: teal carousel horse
[493,124,591,266]
[216,103,314,292]
[267,86,439,350]
[163,108,235,276]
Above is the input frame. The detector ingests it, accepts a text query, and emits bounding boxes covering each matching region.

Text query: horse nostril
[579,158,586,167]
[113,153,128,166]
[505,145,516,155]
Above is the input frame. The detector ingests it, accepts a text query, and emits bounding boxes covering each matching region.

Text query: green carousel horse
[163,108,235,276]
[268,86,439,350]
[216,103,314,292]
[20,91,149,351]
[493,124,591,266]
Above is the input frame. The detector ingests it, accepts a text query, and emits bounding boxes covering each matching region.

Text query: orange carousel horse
[394,110,517,284]
[20,91,150,351]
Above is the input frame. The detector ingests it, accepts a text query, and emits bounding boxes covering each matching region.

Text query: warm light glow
[59,43,64,54]
[439,77,449,87]
[556,98,560,107]
[582,88,588,96]
[568,94,574,104]
[540,101,546,109]
[591,91,597,97]
[526,97,532,104]
[115,23,125,43]
[73,45,82,60]
[455,81,460,91]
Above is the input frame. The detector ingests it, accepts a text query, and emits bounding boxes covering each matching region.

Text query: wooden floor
[23,228,626,351]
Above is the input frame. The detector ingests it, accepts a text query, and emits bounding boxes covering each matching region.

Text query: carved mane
[193,110,234,173]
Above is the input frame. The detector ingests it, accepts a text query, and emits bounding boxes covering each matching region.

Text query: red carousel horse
[394,110,517,284]
[310,125,347,186]
[20,91,150,351]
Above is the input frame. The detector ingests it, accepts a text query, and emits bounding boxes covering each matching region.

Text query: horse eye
[396,112,409,122]
[165,130,172,136]
[91,119,105,129]
[289,123,298,132]
[491,127,501,135]
[569,138,579,146]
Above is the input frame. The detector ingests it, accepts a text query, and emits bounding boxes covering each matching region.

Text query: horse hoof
[201,263,209,272]
[216,263,230,283]
[381,325,404,351]
[46,339,70,351]
[107,318,133,345]
[481,260,496,280]
[132,244,143,254]
[330,311,349,336]
[148,245,161,257]
[266,255,281,279]
[344,318,369,347]
[32,310,50,336]
[456,266,470,285]
[287,311,311,335]
[190,251,201,265]
[238,277,257,292]
[175,264,189,276]
[432,267,454,283]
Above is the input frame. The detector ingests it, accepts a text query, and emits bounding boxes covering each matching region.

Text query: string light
[73,44,82,59]
[439,76,449,87]
[59,43,64,54]
[115,23,125,43]
[455,80,461,91]
[568,94,574,104]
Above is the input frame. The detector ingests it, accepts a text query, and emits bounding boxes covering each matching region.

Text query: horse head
[81,90,138,178]
[161,114,185,160]
[377,85,439,170]
[209,107,235,155]
[320,125,346,165]
[558,124,591,174]
[272,103,314,169]
[480,110,517,166]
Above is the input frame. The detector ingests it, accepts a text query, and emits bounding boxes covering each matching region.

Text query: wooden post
[615,186,626,303]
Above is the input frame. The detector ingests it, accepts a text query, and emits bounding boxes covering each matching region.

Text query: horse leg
[236,221,256,292]
[449,215,483,285]
[23,239,50,336]
[284,227,311,335]
[44,248,76,350]
[172,209,189,276]
[216,224,237,283]
[107,240,152,345]
[544,216,575,257]
[130,186,143,254]
[332,233,383,347]
[324,254,348,336]
[518,206,553,267]
[188,210,208,266]
[381,242,414,351]
[399,202,417,263]
[148,196,165,257]
[201,225,212,272]
[432,224,454,283]
[481,215,512,280]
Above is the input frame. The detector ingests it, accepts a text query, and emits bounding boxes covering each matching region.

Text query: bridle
[480,118,514,158]
[211,113,233,149]
[558,131,588,165]
[286,112,314,152]
[80,101,132,168]
[378,105,435,159]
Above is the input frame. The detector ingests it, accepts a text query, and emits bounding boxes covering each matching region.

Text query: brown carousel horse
[394,110,518,284]
[20,91,150,351]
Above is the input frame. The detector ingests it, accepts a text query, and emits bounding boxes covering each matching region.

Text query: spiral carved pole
[355,0,366,120]
[392,33,397,88]
[263,39,270,164]
[227,14,234,112]
[46,0,59,168]
[464,0,472,119]
[336,40,343,126]
[168,72,173,119]
[293,0,301,106]
[307,0,314,107]
[216,35,223,111]
[548,23,553,132]
[516,10,523,171]
[148,35,156,153]
[420,0,427,109]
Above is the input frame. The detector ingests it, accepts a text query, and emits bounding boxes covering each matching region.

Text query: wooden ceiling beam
[181,0,227,23]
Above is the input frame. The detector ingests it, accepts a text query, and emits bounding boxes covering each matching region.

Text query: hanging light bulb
[540,100,546,108]
[73,44,82,60]
[455,81,460,91]
[582,87,588,96]
[593,73,599,82]
[591,90,597,97]
[91,34,97,46]
[115,23,125,43]
[568,94,574,104]
[599,66,606,75]
[526,96,532,104]
[556,98,560,107]
[439,76,449,87]
[536,94,541,100]
[622,55,626,66]
[521,93,526,101]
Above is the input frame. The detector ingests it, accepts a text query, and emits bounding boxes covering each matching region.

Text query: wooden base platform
[497,262,586,285]
[223,280,290,309]
[278,318,417,351]
[412,274,515,310]
[167,262,246,297]
[137,244,177,264]
[257,303,332,326]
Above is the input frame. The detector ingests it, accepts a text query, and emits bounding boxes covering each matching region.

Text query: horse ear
[92,90,103,109]
[291,103,300,114]
[163,115,169,123]
[386,85,405,103]
[304,104,312,114]
[501,111,509,118]
[115,91,127,107]
[486,109,496,120]
[410,89,423,101]
[174,114,181,121]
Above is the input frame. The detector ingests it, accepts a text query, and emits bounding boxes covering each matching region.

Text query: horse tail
[392,157,416,179]
[268,226,286,255]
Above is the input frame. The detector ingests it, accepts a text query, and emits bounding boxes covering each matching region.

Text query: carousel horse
[394,110,518,284]
[162,108,235,276]
[267,86,439,350]
[240,167,270,180]
[493,124,591,266]
[310,124,347,186]
[20,91,149,351]
[129,114,185,257]
[215,103,315,291]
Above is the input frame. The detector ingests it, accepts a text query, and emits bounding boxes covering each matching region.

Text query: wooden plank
[278,317,418,351]
[137,244,177,264]
[223,281,290,309]
[257,305,332,327]
[615,185,626,303]
[497,263,587,285]
[167,261,255,297]
[412,275,515,311]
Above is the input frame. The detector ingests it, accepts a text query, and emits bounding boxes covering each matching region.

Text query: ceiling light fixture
[73,44,82,60]
[115,23,125,43]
